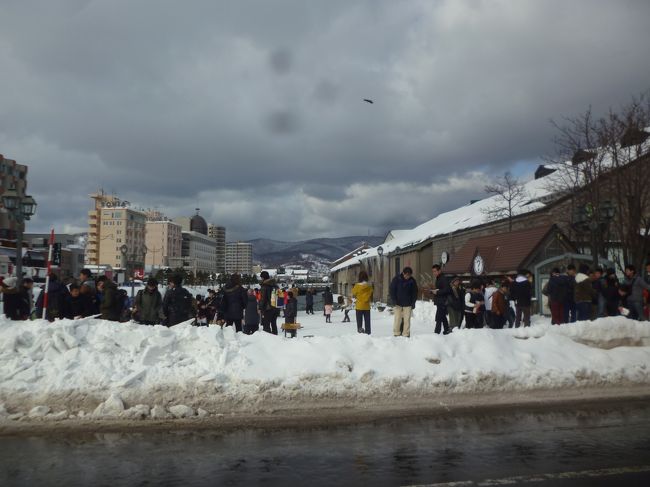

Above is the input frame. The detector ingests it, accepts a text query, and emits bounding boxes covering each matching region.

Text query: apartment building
[225,241,253,275]
[86,192,147,271]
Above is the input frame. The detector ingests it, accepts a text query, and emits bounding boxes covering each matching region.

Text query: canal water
[1,402,649,486]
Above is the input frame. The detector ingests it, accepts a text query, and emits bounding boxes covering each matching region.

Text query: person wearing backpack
[162,274,193,326]
[259,271,279,334]
[133,278,163,325]
[96,275,121,322]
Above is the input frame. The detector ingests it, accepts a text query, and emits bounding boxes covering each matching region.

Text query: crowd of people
[2,262,649,337]
[382,262,650,337]
[0,269,326,337]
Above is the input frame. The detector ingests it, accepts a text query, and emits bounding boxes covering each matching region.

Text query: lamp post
[2,189,37,287]
[376,246,384,303]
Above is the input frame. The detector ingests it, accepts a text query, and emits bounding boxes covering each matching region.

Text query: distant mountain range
[247,236,384,269]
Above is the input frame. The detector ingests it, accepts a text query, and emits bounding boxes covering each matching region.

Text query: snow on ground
[1,302,649,421]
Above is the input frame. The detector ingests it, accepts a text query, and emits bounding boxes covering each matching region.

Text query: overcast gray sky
[1,0,649,241]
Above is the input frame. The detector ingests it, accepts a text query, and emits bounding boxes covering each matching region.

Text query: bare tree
[544,106,611,266]
[599,93,650,270]
[482,171,528,231]
[547,92,650,270]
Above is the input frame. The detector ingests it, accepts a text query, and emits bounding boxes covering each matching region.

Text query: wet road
[1,401,649,486]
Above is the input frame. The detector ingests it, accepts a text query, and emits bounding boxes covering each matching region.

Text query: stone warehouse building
[331,132,650,312]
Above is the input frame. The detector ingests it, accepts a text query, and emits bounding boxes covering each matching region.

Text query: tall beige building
[208,224,226,273]
[225,241,253,275]
[145,216,182,269]
[86,192,147,271]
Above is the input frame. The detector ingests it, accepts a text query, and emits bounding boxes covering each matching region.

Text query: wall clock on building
[441,251,449,265]
[473,254,484,275]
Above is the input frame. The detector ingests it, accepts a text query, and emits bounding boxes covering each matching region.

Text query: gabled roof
[443,225,563,275]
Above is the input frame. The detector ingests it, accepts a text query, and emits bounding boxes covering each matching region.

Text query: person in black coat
[563,264,577,323]
[602,272,620,316]
[162,274,194,326]
[259,271,279,334]
[244,289,260,334]
[431,264,451,334]
[63,284,95,319]
[389,267,418,337]
[220,274,248,332]
[305,288,315,315]
[323,288,334,305]
[510,270,532,327]
[3,277,34,320]
[285,291,298,324]
[35,274,69,322]
[544,268,569,325]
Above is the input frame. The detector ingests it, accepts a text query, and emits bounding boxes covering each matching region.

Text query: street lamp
[572,201,616,267]
[2,189,37,287]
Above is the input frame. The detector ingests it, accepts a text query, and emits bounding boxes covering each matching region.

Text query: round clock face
[441,251,449,264]
[473,255,484,275]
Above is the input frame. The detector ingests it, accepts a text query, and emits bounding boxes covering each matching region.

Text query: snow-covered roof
[331,135,650,274]
[331,176,552,273]
[383,229,410,243]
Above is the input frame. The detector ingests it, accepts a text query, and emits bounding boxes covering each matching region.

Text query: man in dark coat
[63,284,95,319]
[431,264,451,334]
[162,274,194,326]
[389,266,418,337]
[35,274,69,322]
[79,268,98,314]
[259,271,279,334]
[96,276,122,322]
[133,278,163,325]
[563,264,577,323]
[544,267,568,325]
[305,288,314,315]
[3,277,34,320]
[220,274,248,332]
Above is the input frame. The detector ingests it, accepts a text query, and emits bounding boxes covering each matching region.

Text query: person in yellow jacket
[352,270,374,334]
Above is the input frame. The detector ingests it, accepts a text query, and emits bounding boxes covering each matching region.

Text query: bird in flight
[363,98,374,104]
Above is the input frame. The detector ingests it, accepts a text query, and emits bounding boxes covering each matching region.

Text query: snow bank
[1,305,649,420]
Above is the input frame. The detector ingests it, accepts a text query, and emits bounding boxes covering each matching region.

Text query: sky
[1,0,649,242]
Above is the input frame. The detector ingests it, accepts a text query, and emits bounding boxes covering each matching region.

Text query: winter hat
[3,277,17,288]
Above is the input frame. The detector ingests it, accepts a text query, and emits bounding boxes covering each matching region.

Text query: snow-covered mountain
[248,236,384,269]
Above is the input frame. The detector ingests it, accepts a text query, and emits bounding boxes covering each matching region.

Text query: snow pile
[1,307,650,420]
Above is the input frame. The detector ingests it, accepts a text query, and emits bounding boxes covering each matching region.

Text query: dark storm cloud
[269,48,293,75]
[1,0,649,240]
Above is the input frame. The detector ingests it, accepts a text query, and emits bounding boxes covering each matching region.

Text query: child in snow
[285,291,298,325]
[338,295,351,322]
